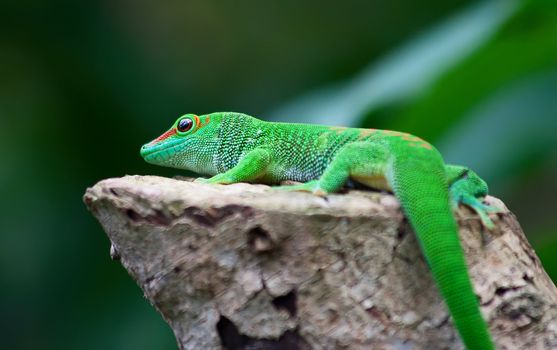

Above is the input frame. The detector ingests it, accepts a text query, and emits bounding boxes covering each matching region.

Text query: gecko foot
[455,195,503,230]
[273,180,328,197]
[194,174,235,184]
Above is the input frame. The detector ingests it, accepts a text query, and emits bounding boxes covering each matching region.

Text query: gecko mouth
[140,139,186,160]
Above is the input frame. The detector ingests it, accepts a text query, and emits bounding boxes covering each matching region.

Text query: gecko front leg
[445,165,502,229]
[196,148,271,184]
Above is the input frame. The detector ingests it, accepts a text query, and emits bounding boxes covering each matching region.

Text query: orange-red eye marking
[150,115,211,146]
[202,116,210,126]
[193,115,201,127]
[194,115,211,128]
[150,128,177,145]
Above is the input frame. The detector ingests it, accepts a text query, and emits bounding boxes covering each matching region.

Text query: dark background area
[1,0,555,349]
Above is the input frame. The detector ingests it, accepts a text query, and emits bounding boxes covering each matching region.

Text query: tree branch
[83,175,557,350]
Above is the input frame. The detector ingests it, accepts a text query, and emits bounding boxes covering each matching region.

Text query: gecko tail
[389,153,494,350]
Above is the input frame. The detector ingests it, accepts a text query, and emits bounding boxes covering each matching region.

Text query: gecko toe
[458,195,500,230]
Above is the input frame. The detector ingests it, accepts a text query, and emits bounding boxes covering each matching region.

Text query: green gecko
[140,112,498,349]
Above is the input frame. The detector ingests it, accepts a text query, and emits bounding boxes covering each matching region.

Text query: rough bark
[83,175,557,350]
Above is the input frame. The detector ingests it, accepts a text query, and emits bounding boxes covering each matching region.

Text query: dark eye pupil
[178,118,193,132]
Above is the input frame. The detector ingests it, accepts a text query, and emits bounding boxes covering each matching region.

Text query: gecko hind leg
[446,165,502,229]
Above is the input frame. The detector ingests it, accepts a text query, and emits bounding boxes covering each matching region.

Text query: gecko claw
[273,180,328,196]
[313,189,328,197]
[458,195,502,230]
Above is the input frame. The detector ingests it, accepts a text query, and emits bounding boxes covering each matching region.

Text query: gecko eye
[177,118,193,133]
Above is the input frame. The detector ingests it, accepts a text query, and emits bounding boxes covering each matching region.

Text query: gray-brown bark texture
[83,175,557,350]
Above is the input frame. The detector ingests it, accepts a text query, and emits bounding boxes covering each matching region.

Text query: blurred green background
[1,0,556,349]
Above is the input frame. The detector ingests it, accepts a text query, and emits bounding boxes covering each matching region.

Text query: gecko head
[140,113,218,170]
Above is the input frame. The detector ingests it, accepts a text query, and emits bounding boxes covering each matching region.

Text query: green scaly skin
[141,112,498,350]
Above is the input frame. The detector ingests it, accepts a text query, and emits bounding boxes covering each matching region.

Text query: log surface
[83,175,557,350]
